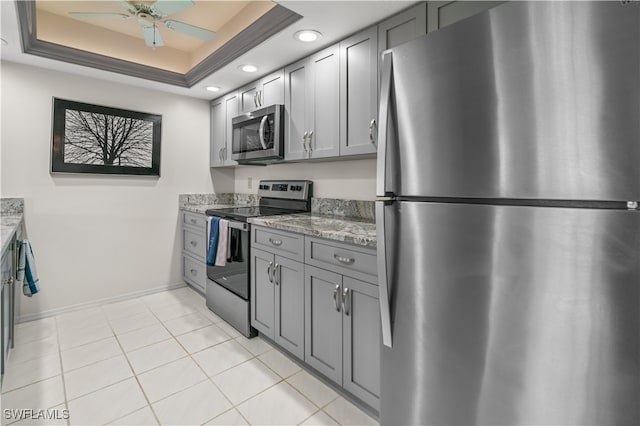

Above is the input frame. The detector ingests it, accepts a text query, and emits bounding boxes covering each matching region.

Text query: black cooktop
[205,206,306,222]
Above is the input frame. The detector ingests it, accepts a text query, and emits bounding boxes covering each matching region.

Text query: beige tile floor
[0,287,378,426]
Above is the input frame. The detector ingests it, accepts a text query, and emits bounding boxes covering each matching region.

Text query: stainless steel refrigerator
[375,2,640,425]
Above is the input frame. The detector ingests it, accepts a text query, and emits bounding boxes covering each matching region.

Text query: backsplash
[311,198,375,222]
[1,198,24,215]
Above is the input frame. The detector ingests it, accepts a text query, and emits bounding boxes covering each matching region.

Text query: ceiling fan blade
[119,1,137,14]
[163,20,215,41]
[142,25,165,48]
[151,0,194,17]
[69,12,131,20]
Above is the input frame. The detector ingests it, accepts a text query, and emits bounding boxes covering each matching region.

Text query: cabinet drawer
[305,237,377,284]
[183,212,206,230]
[183,255,205,293]
[251,227,304,262]
[183,228,206,260]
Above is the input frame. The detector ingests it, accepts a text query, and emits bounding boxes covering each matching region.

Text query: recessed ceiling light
[205,86,221,92]
[294,30,322,43]
[239,64,257,73]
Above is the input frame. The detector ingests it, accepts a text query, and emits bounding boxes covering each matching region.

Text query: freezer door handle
[376,51,393,197]
[376,200,393,347]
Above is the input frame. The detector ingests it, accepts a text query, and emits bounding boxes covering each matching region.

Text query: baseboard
[17,282,188,323]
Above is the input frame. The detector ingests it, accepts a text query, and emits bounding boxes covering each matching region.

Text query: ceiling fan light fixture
[239,64,258,73]
[205,86,221,92]
[294,30,322,43]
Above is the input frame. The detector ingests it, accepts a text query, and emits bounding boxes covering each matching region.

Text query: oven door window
[232,114,275,155]
[207,227,250,300]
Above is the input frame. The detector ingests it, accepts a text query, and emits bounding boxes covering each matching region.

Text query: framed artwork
[51,98,161,176]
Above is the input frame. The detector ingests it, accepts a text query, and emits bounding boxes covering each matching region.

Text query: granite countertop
[248,213,377,249]
[180,203,238,215]
[1,214,23,255]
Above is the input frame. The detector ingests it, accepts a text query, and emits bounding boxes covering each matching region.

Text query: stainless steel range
[205,180,312,337]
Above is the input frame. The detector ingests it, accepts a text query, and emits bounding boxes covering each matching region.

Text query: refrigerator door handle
[376,51,393,198]
[376,200,393,347]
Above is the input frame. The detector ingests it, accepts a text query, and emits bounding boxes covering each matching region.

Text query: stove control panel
[257,180,313,201]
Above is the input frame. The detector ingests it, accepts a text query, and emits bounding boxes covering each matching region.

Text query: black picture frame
[51,98,161,176]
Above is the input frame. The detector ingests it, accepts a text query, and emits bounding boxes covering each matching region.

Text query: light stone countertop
[248,213,377,249]
[180,204,237,215]
[1,214,23,256]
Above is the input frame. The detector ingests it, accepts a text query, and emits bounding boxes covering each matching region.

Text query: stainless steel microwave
[231,104,284,164]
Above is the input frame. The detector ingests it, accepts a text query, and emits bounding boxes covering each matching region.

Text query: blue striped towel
[207,217,220,266]
[17,240,40,297]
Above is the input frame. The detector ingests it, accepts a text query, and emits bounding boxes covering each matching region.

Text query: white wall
[0,61,231,320]
[233,159,377,200]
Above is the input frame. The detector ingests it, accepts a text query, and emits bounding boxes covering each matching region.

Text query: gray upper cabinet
[427,1,505,32]
[284,44,340,161]
[378,2,427,51]
[239,69,285,114]
[210,91,238,167]
[339,26,379,157]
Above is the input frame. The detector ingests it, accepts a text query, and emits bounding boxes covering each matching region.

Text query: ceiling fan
[68,0,215,48]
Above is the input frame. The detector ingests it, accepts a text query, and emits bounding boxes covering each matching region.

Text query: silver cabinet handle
[2,277,13,286]
[190,241,197,247]
[267,261,274,283]
[333,284,341,312]
[219,148,223,161]
[369,119,377,145]
[342,287,350,316]
[308,130,314,152]
[190,218,197,224]
[269,238,283,246]
[254,92,258,108]
[258,90,263,107]
[334,254,355,265]
[258,115,269,149]
[223,147,228,160]
[376,201,393,348]
[190,269,198,276]
[274,264,281,286]
[302,131,309,152]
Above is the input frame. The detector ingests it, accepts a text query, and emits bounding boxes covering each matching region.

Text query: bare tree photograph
[51,98,161,176]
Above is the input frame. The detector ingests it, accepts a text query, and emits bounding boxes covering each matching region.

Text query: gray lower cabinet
[182,211,207,294]
[305,264,381,410]
[1,232,18,385]
[250,231,305,360]
[427,1,505,32]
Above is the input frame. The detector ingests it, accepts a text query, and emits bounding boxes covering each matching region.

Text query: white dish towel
[215,219,229,266]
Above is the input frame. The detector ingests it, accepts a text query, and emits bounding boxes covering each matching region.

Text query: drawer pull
[190,241,197,247]
[268,238,283,247]
[190,218,197,224]
[190,269,198,276]
[334,254,355,265]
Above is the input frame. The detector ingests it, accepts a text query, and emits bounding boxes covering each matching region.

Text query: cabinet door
[260,70,285,107]
[378,2,427,51]
[251,248,275,338]
[308,45,340,159]
[284,58,309,161]
[342,277,381,410]
[223,92,239,166]
[340,27,378,157]
[427,1,504,32]
[210,98,225,167]
[239,81,259,114]
[304,265,343,385]
[274,255,305,360]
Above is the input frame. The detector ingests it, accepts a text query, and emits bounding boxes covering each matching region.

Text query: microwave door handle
[258,115,268,149]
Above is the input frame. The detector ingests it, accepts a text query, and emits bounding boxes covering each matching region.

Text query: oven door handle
[258,115,268,149]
